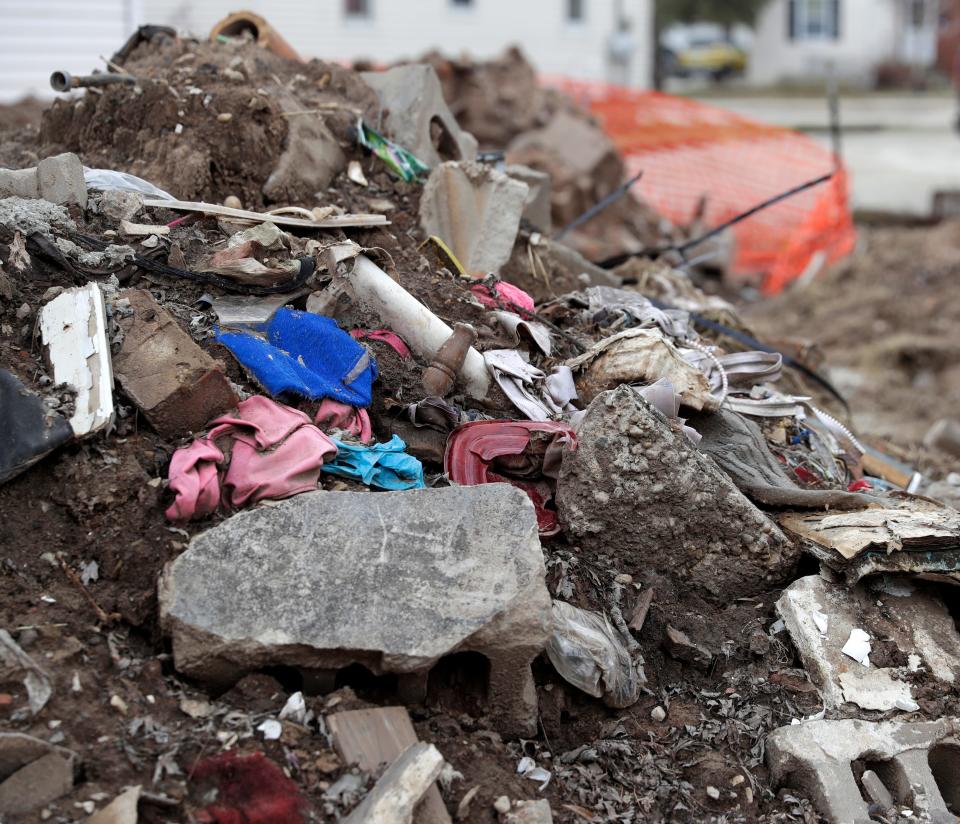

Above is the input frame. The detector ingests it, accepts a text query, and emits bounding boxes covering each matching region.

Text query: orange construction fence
[546,78,857,295]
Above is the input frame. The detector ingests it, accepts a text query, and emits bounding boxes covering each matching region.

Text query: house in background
[0,0,653,104]
[749,0,940,85]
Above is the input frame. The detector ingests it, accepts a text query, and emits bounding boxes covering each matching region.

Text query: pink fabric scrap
[165,396,338,522]
[470,282,535,318]
[350,328,411,359]
[315,399,373,444]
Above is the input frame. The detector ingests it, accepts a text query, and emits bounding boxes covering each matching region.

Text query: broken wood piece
[120,220,170,237]
[38,283,114,437]
[142,198,389,229]
[328,706,452,824]
[628,588,654,633]
[342,743,445,824]
[87,784,141,824]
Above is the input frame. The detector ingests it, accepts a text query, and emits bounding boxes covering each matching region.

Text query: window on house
[567,0,585,22]
[788,0,840,40]
[911,0,926,28]
[344,0,372,18]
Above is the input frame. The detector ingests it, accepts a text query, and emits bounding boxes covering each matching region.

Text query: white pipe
[349,255,490,399]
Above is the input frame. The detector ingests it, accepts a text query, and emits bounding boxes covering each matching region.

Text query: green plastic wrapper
[356,118,429,182]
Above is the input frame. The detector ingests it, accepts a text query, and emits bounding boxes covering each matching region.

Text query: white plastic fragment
[516,757,551,791]
[841,628,871,667]
[895,697,920,712]
[347,160,368,187]
[278,691,306,724]
[38,283,114,437]
[812,610,829,635]
[257,719,282,740]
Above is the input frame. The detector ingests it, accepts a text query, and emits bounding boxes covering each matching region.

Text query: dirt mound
[39,36,379,208]
[745,220,960,450]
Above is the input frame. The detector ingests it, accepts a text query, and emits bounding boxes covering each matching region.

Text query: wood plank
[328,707,452,824]
[142,198,389,229]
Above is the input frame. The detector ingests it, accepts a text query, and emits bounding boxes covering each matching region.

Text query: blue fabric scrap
[217,309,377,407]
[322,435,425,490]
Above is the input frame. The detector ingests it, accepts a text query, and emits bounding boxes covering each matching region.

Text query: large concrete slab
[160,485,551,735]
[776,575,960,712]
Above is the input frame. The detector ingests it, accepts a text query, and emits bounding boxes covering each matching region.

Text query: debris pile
[0,17,958,824]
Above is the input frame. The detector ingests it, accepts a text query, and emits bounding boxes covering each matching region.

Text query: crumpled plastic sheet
[445,419,577,536]
[484,350,578,421]
[217,309,377,406]
[545,600,643,709]
[315,399,373,444]
[322,434,425,490]
[581,286,694,340]
[84,167,176,200]
[166,396,338,521]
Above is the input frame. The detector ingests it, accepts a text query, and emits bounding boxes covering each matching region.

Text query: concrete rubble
[556,385,796,600]
[1,16,958,824]
[361,64,478,169]
[420,160,529,275]
[767,718,959,824]
[160,485,551,735]
[776,575,960,711]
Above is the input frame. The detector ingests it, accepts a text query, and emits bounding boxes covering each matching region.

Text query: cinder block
[505,164,552,232]
[419,161,528,275]
[361,64,478,168]
[112,290,237,438]
[767,718,960,824]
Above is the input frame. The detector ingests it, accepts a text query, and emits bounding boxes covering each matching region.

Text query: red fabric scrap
[444,420,577,536]
[350,328,411,359]
[470,281,535,318]
[193,751,306,824]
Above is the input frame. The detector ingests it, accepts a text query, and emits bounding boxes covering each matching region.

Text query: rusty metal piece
[422,323,477,397]
[50,71,136,93]
[210,11,303,63]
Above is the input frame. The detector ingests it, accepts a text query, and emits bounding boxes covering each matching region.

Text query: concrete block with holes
[159,485,551,736]
[361,64,478,169]
[767,717,960,824]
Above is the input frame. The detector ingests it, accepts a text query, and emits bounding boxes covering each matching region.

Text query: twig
[59,559,118,625]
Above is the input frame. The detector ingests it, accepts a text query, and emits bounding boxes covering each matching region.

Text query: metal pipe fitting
[50,71,137,93]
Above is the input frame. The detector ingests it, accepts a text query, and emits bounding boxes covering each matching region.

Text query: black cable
[596,171,834,269]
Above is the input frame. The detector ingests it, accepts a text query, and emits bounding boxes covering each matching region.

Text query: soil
[0,32,955,824]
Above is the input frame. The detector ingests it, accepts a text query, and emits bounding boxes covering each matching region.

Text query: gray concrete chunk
[556,386,796,601]
[767,718,959,824]
[776,575,960,712]
[361,64,478,168]
[160,485,551,735]
[420,161,528,275]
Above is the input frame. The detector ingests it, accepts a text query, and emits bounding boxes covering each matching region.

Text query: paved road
[691,93,960,215]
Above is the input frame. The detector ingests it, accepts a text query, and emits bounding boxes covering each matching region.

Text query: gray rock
[0,749,76,816]
[556,386,796,601]
[505,164,552,232]
[160,485,551,735]
[505,800,554,824]
[36,153,87,208]
[420,161,528,275]
[663,626,713,669]
[361,64,478,168]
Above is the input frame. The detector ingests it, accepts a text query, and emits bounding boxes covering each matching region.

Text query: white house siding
[749,0,939,86]
[141,0,654,87]
[0,0,141,103]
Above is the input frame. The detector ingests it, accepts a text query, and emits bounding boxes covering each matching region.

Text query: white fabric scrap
[494,310,552,356]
